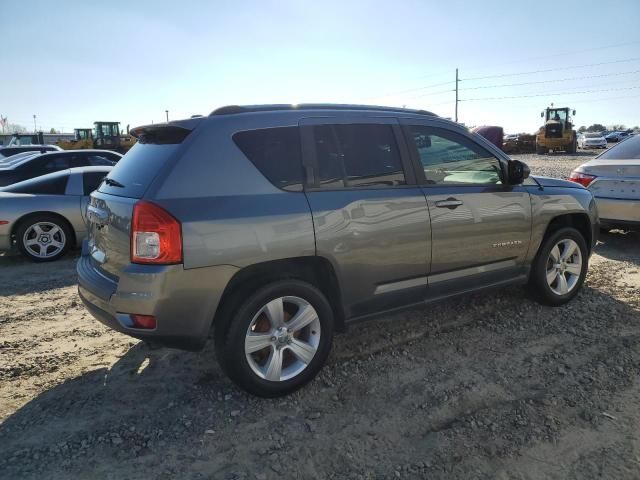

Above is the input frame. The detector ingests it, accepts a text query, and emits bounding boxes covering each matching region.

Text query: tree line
[578,124,639,133]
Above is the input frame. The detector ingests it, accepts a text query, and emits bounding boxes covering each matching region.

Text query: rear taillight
[131,201,182,264]
[569,171,597,187]
[130,314,157,329]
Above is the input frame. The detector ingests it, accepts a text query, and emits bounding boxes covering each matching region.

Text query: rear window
[98,143,180,198]
[598,135,640,160]
[5,175,69,195]
[233,127,304,191]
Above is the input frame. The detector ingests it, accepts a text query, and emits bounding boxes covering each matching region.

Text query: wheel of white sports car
[16,214,72,262]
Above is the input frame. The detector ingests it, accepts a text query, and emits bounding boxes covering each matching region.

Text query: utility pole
[454,68,459,123]
[165,110,169,123]
[33,114,37,133]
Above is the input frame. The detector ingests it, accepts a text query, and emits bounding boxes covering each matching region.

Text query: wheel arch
[542,213,593,254]
[213,256,346,337]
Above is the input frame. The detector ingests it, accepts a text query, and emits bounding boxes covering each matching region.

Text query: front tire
[15,214,72,262]
[216,280,334,397]
[529,227,588,306]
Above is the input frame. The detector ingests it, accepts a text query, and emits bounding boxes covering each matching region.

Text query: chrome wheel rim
[244,296,321,382]
[546,239,582,295]
[23,222,66,259]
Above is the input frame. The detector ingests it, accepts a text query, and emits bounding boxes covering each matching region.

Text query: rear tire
[536,143,547,154]
[15,214,72,262]
[215,279,334,397]
[529,227,588,306]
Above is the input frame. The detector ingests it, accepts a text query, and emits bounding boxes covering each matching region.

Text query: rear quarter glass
[98,143,180,198]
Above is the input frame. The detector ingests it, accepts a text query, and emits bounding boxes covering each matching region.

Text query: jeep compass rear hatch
[86,123,194,278]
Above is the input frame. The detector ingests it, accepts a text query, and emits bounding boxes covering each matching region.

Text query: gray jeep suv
[78,104,598,397]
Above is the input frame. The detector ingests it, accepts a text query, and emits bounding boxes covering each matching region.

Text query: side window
[406,126,503,185]
[312,124,405,188]
[233,127,304,191]
[8,175,69,195]
[87,154,116,166]
[82,172,106,195]
[43,155,71,172]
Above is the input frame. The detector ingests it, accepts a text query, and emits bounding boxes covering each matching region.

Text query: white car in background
[570,134,640,231]
[578,132,607,149]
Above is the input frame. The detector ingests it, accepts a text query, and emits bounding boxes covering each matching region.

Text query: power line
[361,79,455,101]
[477,40,640,68]
[459,69,640,91]
[409,87,455,99]
[573,93,640,104]
[461,57,640,81]
[460,85,640,102]
[365,41,640,101]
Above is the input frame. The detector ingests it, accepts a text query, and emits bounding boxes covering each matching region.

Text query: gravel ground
[1,151,639,480]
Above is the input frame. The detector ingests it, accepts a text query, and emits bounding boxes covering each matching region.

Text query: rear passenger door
[300,117,431,318]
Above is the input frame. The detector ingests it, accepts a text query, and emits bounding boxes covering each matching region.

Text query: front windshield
[547,109,568,123]
[585,133,602,138]
[95,123,120,138]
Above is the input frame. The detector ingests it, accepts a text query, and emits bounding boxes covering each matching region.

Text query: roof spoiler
[129,124,192,145]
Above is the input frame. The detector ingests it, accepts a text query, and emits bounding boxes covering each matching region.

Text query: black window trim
[299,117,417,191]
[399,119,510,188]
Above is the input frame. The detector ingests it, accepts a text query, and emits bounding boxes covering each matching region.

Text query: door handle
[435,198,463,209]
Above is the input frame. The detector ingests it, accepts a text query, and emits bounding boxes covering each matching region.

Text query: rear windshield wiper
[104,177,125,188]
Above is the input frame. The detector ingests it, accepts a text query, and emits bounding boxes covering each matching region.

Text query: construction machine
[535,106,577,154]
[93,121,136,153]
[57,128,93,150]
[6,132,45,146]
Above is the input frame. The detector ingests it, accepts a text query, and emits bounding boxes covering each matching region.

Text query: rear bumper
[595,197,640,225]
[77,246,239,351]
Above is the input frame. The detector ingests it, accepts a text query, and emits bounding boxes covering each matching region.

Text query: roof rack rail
[209,104,436,117]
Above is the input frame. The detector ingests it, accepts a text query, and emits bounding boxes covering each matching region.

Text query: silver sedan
[570,135,640,231]
[0,166,111,261]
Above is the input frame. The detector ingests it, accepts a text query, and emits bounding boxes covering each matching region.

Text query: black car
[0,150,122,187]
[0,145,61,158]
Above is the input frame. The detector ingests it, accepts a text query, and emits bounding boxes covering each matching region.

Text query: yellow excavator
[57,122,136,153]
[93,121,136,153]
[535,106,577,154]
[57,128,93,150]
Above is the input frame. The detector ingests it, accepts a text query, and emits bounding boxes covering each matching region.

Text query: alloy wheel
[22,222,66,259]
[244,296,321,382]
[545,238,582,296]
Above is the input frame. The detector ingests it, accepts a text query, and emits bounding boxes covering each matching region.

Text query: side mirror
[508,159,530,185]
[572,110,576,115]
[540,111,544,118]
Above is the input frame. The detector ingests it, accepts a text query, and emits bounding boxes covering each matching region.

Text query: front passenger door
[403,123,532,298]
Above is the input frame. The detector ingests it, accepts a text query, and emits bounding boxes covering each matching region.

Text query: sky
[2,0,640,134]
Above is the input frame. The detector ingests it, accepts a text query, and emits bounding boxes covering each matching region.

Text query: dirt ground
[1,151,639,480]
